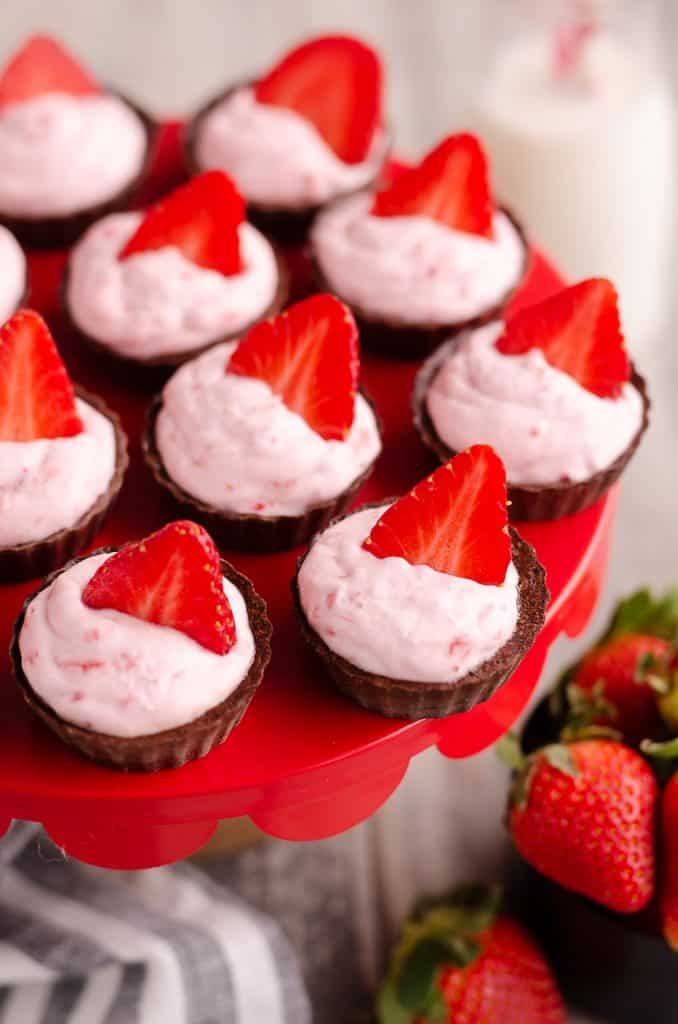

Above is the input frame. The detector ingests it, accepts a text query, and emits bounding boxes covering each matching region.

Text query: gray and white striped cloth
[0,822,311,1024]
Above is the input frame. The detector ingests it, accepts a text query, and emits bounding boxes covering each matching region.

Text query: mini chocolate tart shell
[0,387,128,583]
[292,517,548,719]
[10,555,272,772]
[311,205,529,361]
[0,92,158,250]
[413,339,651,521]
[61,249,289,386]
[142,391,382,553]
[183,82,392,246]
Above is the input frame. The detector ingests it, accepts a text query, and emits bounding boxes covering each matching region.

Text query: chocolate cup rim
[61,241,290,371]
[309,204,530,359]
[412,337,651,521]
[183,79,393,218]
[0,90,158,249]
[291,505,549,719]
[0,385,129,566]
[142,386,383,551]
[10,553,272,772]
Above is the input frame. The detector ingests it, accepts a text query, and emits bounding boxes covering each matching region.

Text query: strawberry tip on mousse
[11,519,271,772]
[144,293,382,553]
[294,445,548,719]
[415,277,649,520]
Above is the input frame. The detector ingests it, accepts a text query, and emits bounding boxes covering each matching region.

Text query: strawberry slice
[119,171,244,276]
[362,445,511,584]
[0,35,99,109]
[496,278,630,399]
[82,520,235,655]
[371,133,494,238]
[255,34,382,165]
[228,293,359,441]
[0,309,83,442]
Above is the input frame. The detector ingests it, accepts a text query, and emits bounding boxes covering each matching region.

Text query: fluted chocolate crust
[61,250,289,385]
[292,518,548,719]
[10,556,272,772]
[413,340,651,521]
[183,82,391,245]
[142,390,382,553]
[311,206,529,361]
[0,93,157,250]
[0,387,128,583]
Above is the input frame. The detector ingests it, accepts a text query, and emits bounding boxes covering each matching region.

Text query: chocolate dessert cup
[311,205,529,361]
[61,249,289,387]
[184,83,391,246]
[10,555,272,772]
[292,513,548,719]
[0,93,157,250]
[0,387,128,583]
[413,342,650,521]
[143,391,381,553]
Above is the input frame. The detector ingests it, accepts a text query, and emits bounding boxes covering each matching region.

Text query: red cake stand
[0,126,617,868]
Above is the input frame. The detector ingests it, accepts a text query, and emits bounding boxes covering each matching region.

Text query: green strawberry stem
[641,737,678,760]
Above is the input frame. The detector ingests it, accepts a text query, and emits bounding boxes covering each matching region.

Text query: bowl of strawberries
[504,587,678,1023]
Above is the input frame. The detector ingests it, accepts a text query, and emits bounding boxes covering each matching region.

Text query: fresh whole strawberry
[255,34,382,165]
[568,634,670,746]
[659,771,678,950]
[82,520,235,655]
[507,737,657,914]
[378,883,565,1023]
[363,445,511,585]
[0,309,83,442]
[228,293,359,441]
[496,278,630,398]
[119,171,244,276]
[0,35,99,109]
[371,133,494,238]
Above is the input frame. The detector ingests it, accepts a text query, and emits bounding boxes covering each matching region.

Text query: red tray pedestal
[0,125,616,867]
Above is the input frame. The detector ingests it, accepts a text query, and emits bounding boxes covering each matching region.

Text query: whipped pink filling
[425,321,644,486]
[298,504,519,682]
[155,342,382,517]
[194,86,388,208]
[0,226,26,323]
[311,194,525,325]
[67,213,279,359]
[0,93,147,218]
[18,552,255,737]
[0,398,116,548]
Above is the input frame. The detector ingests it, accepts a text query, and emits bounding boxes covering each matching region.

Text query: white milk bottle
[471,0,675,346]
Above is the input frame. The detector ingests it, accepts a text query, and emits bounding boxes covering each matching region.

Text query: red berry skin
[426,918,565,1024]
[574,634,669,746]
[510,740,657,914]
[660,774,678,950]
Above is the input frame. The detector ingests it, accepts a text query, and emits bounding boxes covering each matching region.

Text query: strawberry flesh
[0,309,83,442]
[82,520,235,655]
[661,775,678,950]
[371,133,494,238]
[0,35,99,109]
[119,171,244,276]
[228,293,359,441]
[496,278,630,398]
[255,34,382,165]
[363,445,510,585]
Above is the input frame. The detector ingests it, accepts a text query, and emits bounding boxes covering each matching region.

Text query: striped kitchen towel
[0,821,312,1024]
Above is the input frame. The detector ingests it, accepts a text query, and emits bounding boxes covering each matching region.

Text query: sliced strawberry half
[119,171,244,276]
[0,309,83,442]
[363,445,511,584]
[255,34,382,165]
[0,35,99,109]
[228,293,359,441]
[82,520,235,655]
[496,278,630,399]
[371,133,494,238]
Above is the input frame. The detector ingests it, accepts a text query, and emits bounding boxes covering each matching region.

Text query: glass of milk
[471,0,676,347]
